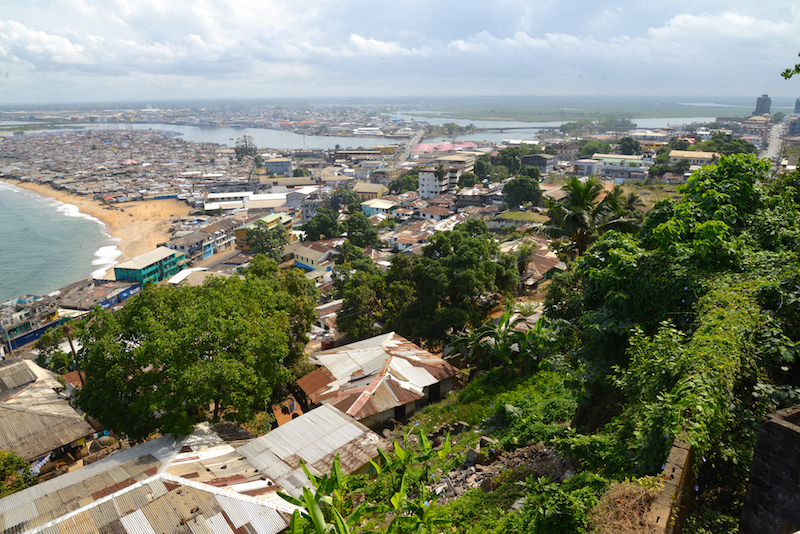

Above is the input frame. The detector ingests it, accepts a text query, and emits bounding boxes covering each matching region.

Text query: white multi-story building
[418,166,461,199]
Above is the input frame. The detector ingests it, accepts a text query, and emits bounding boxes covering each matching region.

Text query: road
[392,129,425,166]
[760,121,786,168]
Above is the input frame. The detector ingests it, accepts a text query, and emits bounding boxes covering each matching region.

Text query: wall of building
[740,404,800,534]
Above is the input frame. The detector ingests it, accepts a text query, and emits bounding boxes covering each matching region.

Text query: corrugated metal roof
[119,509,157,534]
[4,502,38,530]
[205,513,235,534]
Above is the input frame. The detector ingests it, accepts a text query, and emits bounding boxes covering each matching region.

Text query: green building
[113,246,185,285]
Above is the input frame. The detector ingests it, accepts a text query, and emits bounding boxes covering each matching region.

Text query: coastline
[1,178,192,279]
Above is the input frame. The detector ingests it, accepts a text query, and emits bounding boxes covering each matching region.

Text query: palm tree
[537,176,640,259]
[514,240,536,294]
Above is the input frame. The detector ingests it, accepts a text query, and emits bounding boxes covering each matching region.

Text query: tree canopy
[245,223,288,261]
[389,169,420,194]
[0,450,36,498]
[577,140,612,159]
[302,208,341,241]
[503,174,542,208]
[76,260,318,442]
[618,136,641,155]
[234,135,258,160]
[344,211,380,248]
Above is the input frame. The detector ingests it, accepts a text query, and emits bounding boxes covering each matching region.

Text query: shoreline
[1,178,192,280]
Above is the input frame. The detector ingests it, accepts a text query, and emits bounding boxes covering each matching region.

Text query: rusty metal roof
[299,332,458,421]
[237,404,390,499]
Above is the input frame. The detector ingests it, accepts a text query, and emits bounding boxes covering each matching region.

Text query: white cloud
[2,1,800,102]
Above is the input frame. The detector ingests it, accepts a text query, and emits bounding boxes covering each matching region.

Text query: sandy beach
[3,179,192,279]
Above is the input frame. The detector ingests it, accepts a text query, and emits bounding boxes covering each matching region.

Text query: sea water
[0,181,120,302]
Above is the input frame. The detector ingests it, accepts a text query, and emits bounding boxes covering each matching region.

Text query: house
[0,295,61,350]
[551,142,580,161]
[0,403,391,534]
[360,198,398,217]
[418,205,453,221]
[202,218,239,252]
[294,242,340,271]
[371,167,402,185]
[297,332,460,429]
[234,213,294,252]
[113,246,185,285]
[435,153,476,173]
[521,153,557,174]
[166,230,214,263]
[668,150,718,166]
[353,181,389,200]
[237,404,391,495]
[0,358,95,465]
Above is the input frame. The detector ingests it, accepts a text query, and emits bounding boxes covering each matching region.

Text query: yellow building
[235,213,295,251]
[668,150,719,166]
[353,182,389,201]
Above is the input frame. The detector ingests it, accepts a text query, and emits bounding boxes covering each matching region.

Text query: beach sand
[4,179,192,278]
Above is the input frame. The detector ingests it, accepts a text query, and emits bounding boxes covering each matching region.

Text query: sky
[2,0,800,104]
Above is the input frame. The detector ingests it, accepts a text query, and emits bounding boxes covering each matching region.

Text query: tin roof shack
[56,278,141,312]
[0,358,94,464]
[0,295,61,351]
[297,332,460,430]
[0,428,299,534]
[237,404,391,497]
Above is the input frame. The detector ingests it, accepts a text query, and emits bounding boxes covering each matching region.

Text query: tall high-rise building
[794,98,800,114]
[755,94,771,115]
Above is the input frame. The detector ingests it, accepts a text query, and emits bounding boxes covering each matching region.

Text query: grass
[497,210,548,222]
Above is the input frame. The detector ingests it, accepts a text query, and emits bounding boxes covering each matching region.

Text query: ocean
[0,181,120,303]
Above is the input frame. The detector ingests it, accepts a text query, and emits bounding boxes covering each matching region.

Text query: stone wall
[644,436,694,534]
[740,404,800,534]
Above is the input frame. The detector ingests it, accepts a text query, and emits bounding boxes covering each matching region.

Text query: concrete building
[361,198,398,217]
[521,153,557,174]
[353,181,388,200]
[166,230,214,263]
[262,157,293,177]
[418,166,460,199]
[571,159,603,176]
[668,150,718,166]
[755,94,771,116]
[113,247,185,285]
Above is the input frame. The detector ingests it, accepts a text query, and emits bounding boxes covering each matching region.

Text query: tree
[489,165,509,182]
[618,137,642,155]
[503,174,543,208]
[578,140,612,159]
[781,51,800,79]
[76,269,317,442]
[389,170,419,194]
[672,158,691,175]
[538,176,638,258]
[474,158,492,179]
[392,228,517,349]
[332,185,358,211]
[302,208,341,241]
[344,211,379,248]
[234,135,258,160]
[293,168,308,177]
[544,145,557,155]
[459,172,478,188]
[0,450,36,498]
[245,224,288,261]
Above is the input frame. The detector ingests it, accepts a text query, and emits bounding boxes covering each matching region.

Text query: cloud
[2,1,800,102]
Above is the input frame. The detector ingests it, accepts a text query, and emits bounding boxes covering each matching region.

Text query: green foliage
[458,172,478,188]
[538,177,639,258]
[77,266,317,442]
[302,208,342,241]
[618,136,641,155]
[577,139,612,159]
[234,135,258,160]
[35,324,81,374]
[332,185,358,211]
[495,473,609,534]
[502,174,542,209]
[0,450,36,498]
[389,169,420,194]
[344,211,380,248]
[245,224,288,261]
[692,132,757,156]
